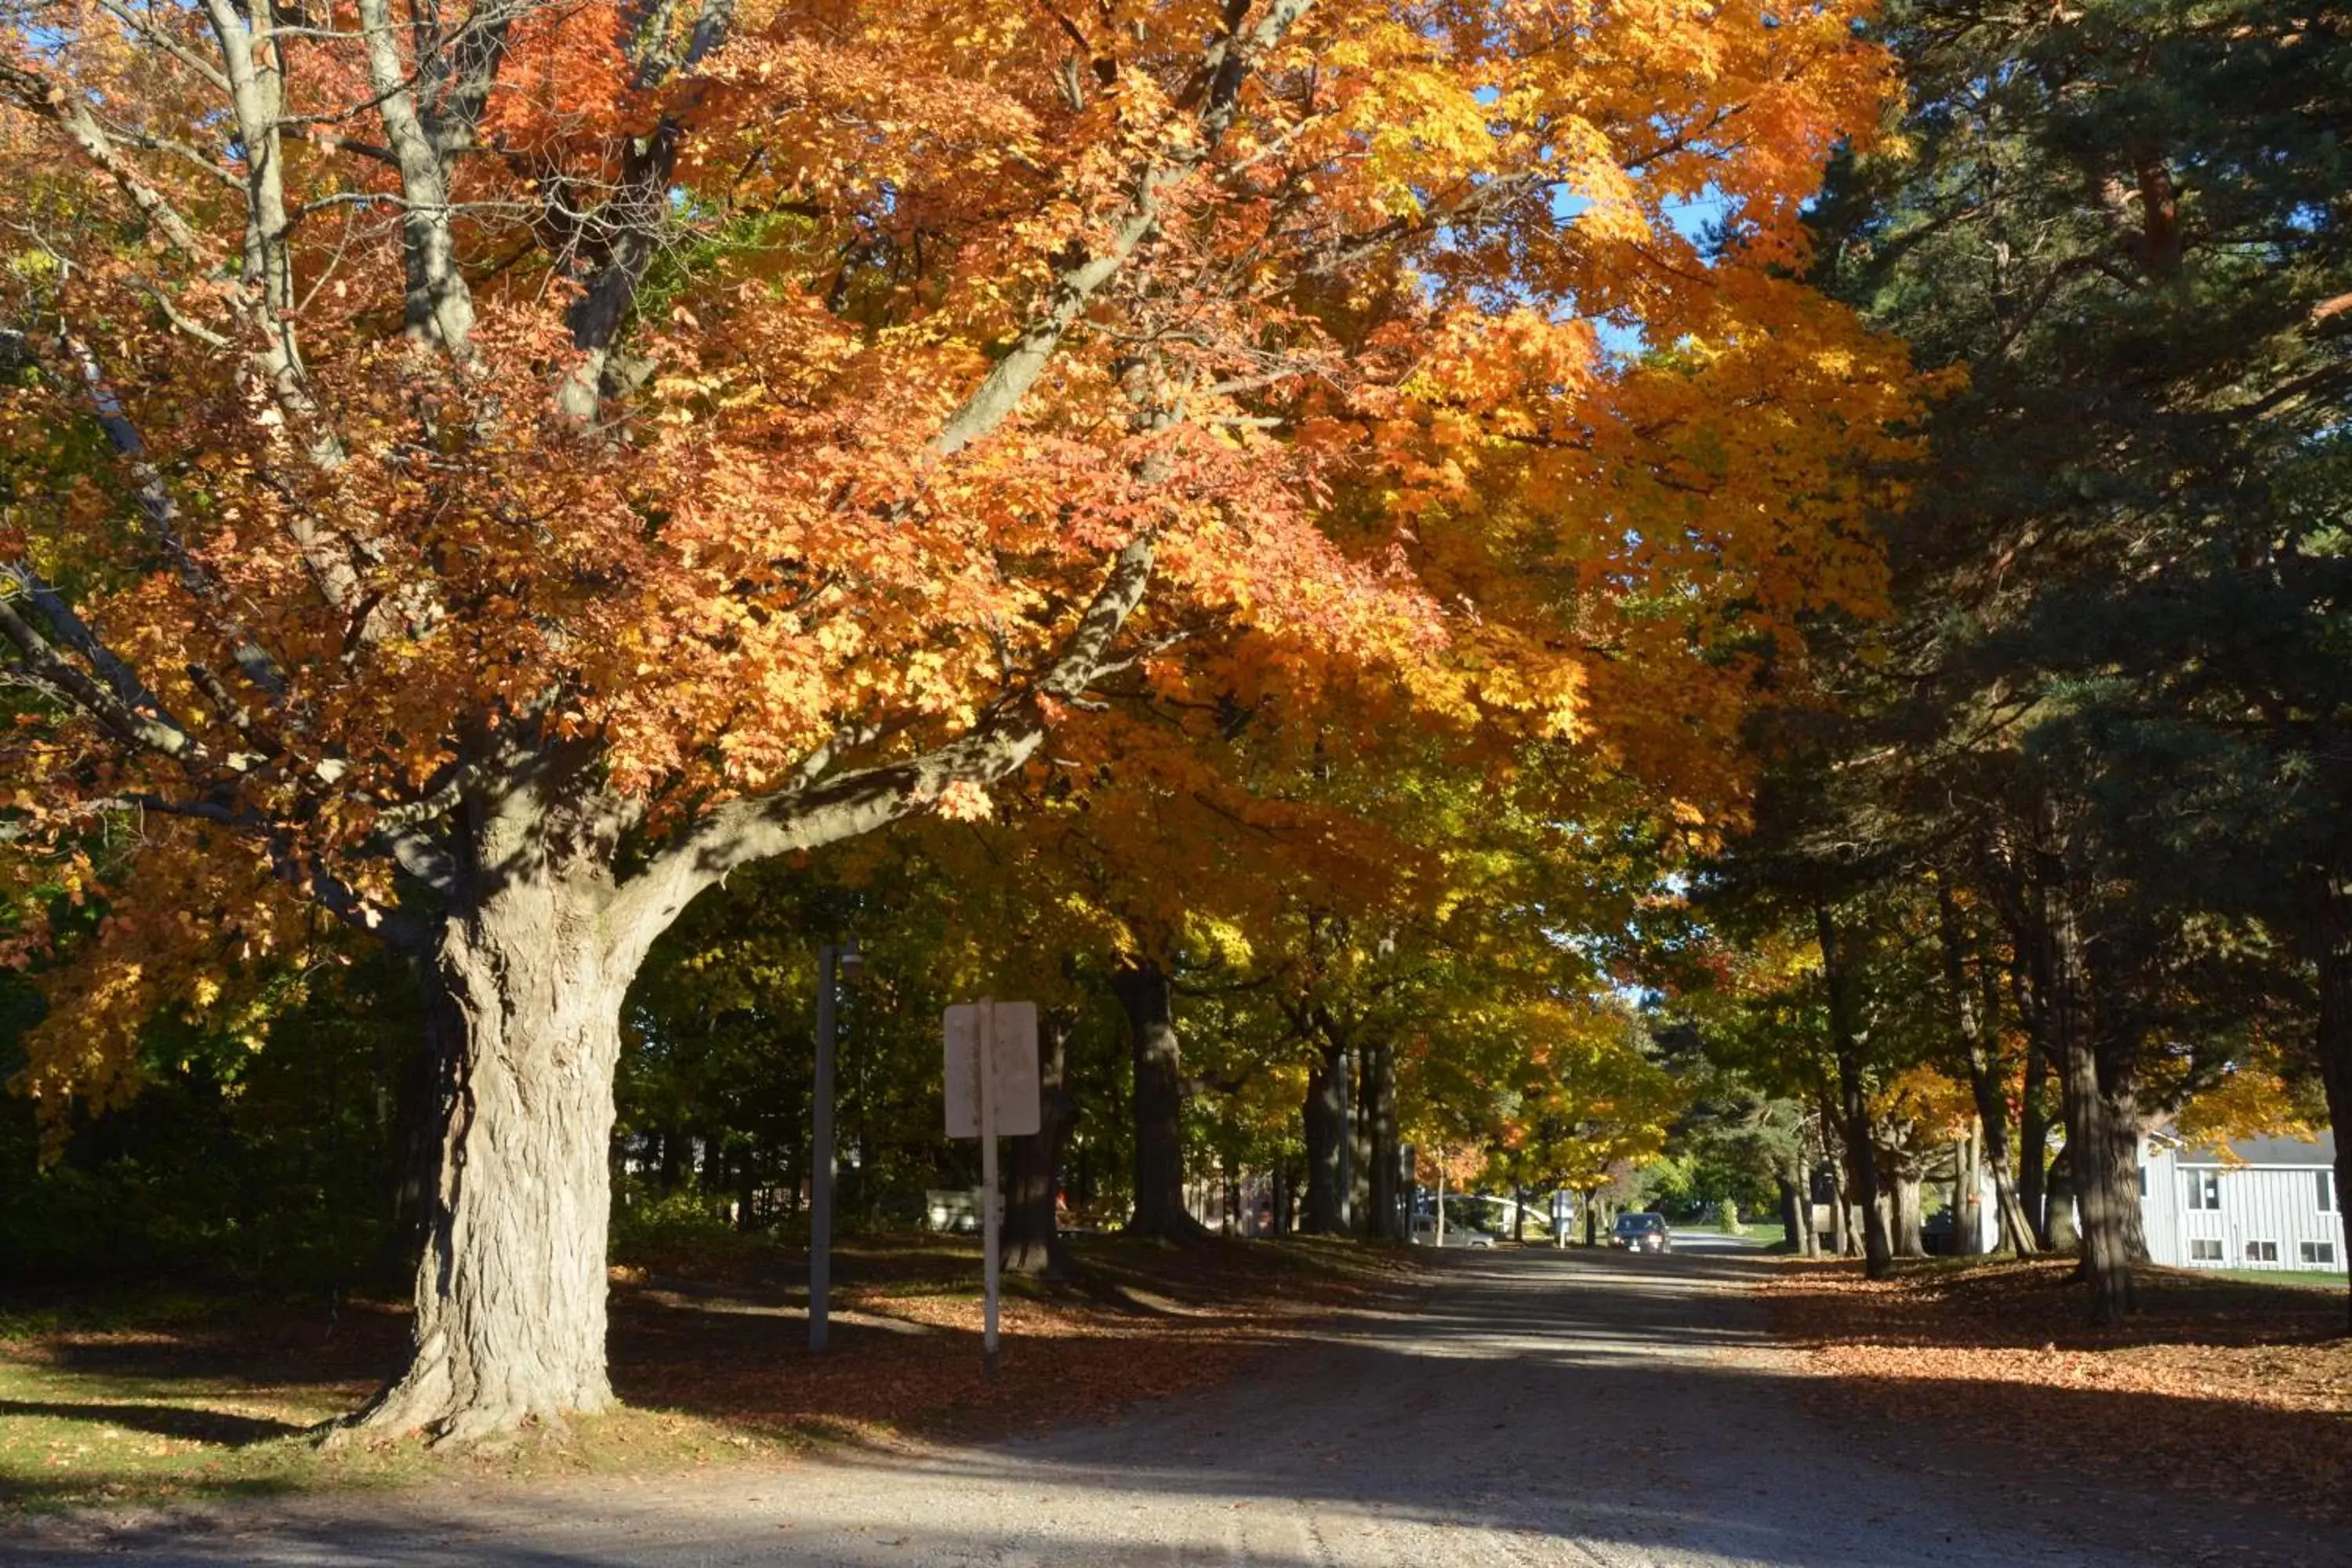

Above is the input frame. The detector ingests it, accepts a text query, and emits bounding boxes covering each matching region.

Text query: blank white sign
[943,1000,1042,1138]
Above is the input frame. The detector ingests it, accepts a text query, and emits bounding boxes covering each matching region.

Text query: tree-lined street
[7,1248,2302,1567]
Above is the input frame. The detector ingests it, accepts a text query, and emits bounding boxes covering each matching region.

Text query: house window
[2321,1171,2337,1214]
[2302,1241,2337,1266]
[2186,1171,2220,1210]
[2137,1165,2147,1197]
[2245,1240,2280,1263]
[2188,1238,2223,1262]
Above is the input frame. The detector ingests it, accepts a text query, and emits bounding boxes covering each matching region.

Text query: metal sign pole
[810,943,837,1352]
[979,996,1001,1380]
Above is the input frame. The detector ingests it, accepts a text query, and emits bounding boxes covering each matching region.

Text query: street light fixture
[810,938,861,1353]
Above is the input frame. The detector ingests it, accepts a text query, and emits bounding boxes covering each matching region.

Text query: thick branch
[931,0,1312,456]
[358,0,477,350]
[0,60,206,254]
[615,535,1156,933]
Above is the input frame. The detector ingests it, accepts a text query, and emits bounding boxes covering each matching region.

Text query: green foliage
[0,953,421,1291]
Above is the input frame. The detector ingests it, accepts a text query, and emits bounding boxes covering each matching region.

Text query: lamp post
[809,938,861,1353]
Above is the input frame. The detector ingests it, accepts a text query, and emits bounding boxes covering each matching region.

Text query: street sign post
[943,999,1040,1379]
[809,938,861,1353]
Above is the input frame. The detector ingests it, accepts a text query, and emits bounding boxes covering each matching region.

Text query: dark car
[1610,1211,1672,1254]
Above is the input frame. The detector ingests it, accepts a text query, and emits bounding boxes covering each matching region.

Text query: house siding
[2152,1135,2342,1273]
[1971,1134,2342,1272]
[2143,1143,2183,1266]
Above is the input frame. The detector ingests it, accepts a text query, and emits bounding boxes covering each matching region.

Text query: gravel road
[6,1243,2324,1566]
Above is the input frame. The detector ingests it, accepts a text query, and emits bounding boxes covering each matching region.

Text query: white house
[2140,1130,2342,1273]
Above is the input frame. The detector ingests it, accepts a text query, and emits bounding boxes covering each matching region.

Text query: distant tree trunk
[1818,905,1892,1278]
[1512,1184,1528,1243]
[2045,1149,2080,1253]
[1889,1167,1924,1258]
[1347,1040,1374,1235]
[1824,1155,1853,1258]
[1301,1040,1348,1234]
[1816,1094,1853,1258]
[1777,1174,1813,1256]
[1366,1038,1403,1242]
[2019,1040,2053,1247]
[1112,962,1201,1240]
[1583,1187,1601,1247]
[1952,1129,1985,1256]
[1939,880,2034,1254]
[2005,899,2058,1250]
[1003,1013,1074,1277]
[2303,868,2352,1331]
[1272,1163,1292,1235]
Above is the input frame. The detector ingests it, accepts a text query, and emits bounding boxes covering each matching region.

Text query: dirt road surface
[6,1244,2324,1566]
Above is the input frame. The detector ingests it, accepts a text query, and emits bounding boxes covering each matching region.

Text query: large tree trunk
[1003,1012,1074,1278]
[1365,1038,1403,1242]
[2035,840,2135,1322]
[1819,905,1893,1278]
[2309,869,2352,1331]
[350,871,630,1444]
[1301,1040,1348,1234]
[1112,962,1201,1240]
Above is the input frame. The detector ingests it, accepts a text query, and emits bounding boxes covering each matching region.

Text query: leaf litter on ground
[1762,1255,2350,1531]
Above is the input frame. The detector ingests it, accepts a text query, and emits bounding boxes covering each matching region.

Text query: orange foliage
[1,0,1916,1119]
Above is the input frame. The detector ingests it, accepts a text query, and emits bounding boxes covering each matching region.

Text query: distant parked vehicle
[1410,1214,1499,1248]
[1610,1212,1673,1254]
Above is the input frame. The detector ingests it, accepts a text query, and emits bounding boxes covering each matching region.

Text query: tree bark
[1347,1040,1374,1235]
[1301,1040,1348,1234]
[2019,1024,2053,1247]
[1818,905,1893,1278]
[2045,1149,2081,1253]
[1003,1012,1074,1277]
[1778,1173,1813,1257]
[2035,836,2135,1322]
[1365,1038,1403,1242]
[1939,880,2036,1254]
[1953,1129,1986,1256]
[349,866,630,1445]
[2307,869,2352,1331]
[1112,962,1201,1240]
[2004,901,2056,1248]
[1889,1167,1925,1258]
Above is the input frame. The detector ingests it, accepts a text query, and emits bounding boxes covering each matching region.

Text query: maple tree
[2,0,1907,1436]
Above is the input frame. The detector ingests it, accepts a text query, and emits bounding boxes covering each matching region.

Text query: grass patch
[2192,1267,2349,1291]
[1,1232,1421,1518]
